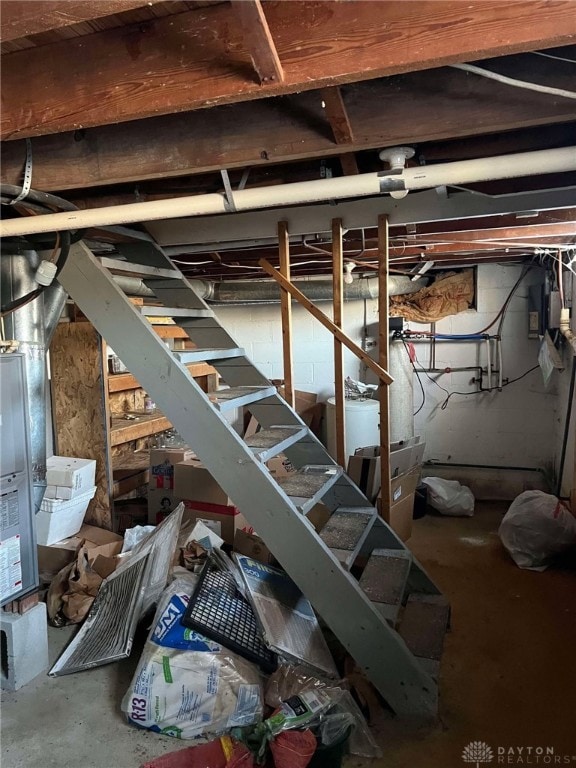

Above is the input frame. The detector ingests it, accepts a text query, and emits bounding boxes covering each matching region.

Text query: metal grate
[181,562,278,674]
[49,554,149,676]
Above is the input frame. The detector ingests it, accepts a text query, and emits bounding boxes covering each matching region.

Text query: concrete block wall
[216,298,377,401]
[215,265,561,470]
[410,265,556,469]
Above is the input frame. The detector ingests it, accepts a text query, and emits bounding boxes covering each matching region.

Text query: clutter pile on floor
[39,504,382,768]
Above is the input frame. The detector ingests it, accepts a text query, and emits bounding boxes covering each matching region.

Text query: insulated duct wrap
[113,275,421,303]
[389,339,415,442]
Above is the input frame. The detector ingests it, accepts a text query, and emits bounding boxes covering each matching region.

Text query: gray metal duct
[113,274,422,303]
[0,251,68,510]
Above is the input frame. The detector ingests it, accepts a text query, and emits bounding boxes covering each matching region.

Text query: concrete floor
[2,503,575,768]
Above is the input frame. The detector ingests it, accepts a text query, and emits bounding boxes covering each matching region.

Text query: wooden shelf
[108,362,215,393]
[112,450,150,498]
[110,412,172,446]
[51,318,218,530]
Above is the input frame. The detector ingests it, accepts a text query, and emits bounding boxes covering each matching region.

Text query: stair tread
[139,306,213,318]
[398,594,450,661]
[99,257,181,280]
[175,347,244,363]
[320,507,377,568]
[359,548,412,607]
[320,507,375,551]
[209,385,277,411]
[213,385,274,401]
[277,465,341,498]
[246,426,304,450]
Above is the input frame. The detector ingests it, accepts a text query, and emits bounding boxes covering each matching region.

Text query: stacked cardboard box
[44,456,96,500]
[347,437,426,541]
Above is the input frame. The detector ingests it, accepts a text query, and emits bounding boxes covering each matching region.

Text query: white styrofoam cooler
[36,486,96,546]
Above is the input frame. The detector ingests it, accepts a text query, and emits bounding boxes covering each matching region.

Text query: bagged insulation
[122,576,264,739]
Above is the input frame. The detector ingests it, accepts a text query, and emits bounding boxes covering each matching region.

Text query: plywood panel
[50,322,112,528]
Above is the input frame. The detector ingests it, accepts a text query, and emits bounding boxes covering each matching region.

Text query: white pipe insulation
[2,147,575,239]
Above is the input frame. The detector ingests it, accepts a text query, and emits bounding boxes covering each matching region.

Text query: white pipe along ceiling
[1,147,575,238]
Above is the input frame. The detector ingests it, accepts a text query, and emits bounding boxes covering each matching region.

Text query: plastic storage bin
[36,486,96,545]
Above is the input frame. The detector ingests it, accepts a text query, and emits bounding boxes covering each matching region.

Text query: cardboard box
[347,446,381,502]
[114,499,148,535]
[174,459,232,506]
[307,503,331,533]
[181,500,249,545]
[266,455,295,478]
[148,488,182,525]
[348,439,426,501]
[390,437,425,478]
[36,486,97,545]
[378,465,421,541]
[46,456,96,493]
[37,524,123,580]
[148,448,193,523]
[149,447,195,491]
[234,529,274,565]
[44,485,83,501]
[385,495,414,542]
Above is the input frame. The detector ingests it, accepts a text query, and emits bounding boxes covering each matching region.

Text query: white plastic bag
[121,576,264,739]
[422,477,475,517]
[121,525,156,553]
[498,490,576,570]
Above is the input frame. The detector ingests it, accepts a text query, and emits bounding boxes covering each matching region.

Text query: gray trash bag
[498,490,576,570]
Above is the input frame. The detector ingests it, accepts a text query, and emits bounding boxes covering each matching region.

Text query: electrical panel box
[528,284,545,338]
[0,354,38,605]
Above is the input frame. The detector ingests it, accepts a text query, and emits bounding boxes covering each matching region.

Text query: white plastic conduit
[1,147,575,238]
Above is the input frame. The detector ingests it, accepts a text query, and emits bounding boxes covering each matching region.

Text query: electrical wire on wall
[403,334,540,412]
[401,264,541,410]
[401,339,426,415]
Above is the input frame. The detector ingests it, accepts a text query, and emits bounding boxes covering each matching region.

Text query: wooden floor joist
[3,1,576,140]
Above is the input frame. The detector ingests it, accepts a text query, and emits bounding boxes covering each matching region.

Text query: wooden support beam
[322,87,354,144]
[378,215,391,517]
[3,1,576,140]
[332,219,346,467]
[278,221,294,408]
[339,153,360,176]
[0,1,166,42]
[421,221,576,243]
[231,0,284,84]
[320,88,359,178]
[260,258,393,385]
[3,68,575,191]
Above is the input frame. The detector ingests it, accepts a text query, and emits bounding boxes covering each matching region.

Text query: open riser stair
[56,239,450,718]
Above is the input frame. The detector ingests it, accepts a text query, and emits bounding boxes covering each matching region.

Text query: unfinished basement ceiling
[1,0,575,280]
